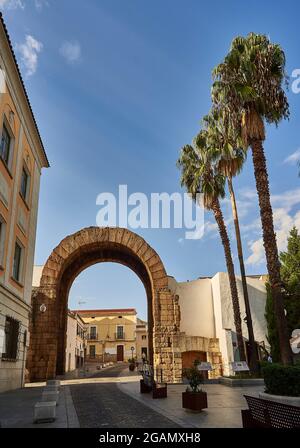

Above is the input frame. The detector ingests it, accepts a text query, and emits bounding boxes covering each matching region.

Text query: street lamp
[131,346,135,362]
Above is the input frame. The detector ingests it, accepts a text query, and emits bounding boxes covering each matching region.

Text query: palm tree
[177,133,246,361]
[212,33,293,364]
[203,110,259,372]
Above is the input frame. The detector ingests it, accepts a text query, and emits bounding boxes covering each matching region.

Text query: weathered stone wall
[179,333,223,379]
[153,291,182,383]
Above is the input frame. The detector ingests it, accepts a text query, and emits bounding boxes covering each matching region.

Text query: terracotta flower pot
[182,390,208,412]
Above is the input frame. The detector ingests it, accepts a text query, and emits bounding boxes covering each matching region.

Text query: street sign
[197,362,212,371]
[231,361,249,372]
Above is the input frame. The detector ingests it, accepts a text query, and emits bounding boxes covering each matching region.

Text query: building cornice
[0,13,49,169]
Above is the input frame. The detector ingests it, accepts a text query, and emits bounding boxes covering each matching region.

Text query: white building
[65,311,86,373]
[169,272,268,376]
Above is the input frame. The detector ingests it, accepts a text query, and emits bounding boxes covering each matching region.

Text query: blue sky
[2,0,300,320]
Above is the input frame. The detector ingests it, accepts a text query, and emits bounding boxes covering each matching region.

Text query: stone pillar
[153,289,182,383]
[27,288,58,381]
[207,338,223,379]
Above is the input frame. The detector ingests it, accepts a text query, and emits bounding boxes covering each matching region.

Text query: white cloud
[246,237,265,266]
[271,188,300,209]
[0,0,24,9]
[59,41,81,64]
[284,148,300,165]
[0,0,49,9]
[34,0,49,9]
[245,190,300,266]
[15,35,43,77]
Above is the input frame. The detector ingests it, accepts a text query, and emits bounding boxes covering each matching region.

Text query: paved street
[69,363,180,428]
[0,363,265,428]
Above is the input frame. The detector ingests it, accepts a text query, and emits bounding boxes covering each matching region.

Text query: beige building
[76,308,137,363]
[136,318,148,362]
[65,311,86,373]
[0,16,49,392]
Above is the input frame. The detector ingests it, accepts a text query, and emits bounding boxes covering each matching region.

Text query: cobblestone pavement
[70,364,180,428]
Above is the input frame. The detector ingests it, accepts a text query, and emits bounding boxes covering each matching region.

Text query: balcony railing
[88,333,98,340]
[115,332,125,340]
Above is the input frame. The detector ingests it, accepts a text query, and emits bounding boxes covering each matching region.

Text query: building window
[20,166,30,202]
[12,241,23,282]
[2,316,20,360]
[0,216,6,266]
[90,326,97,340]
[116,325,124,339]
[89,345,96,358]
[0,123,11,166]
[142,335,147,340]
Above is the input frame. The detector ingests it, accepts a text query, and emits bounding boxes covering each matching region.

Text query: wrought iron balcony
[88,333,98,340]
[115,332,125,340]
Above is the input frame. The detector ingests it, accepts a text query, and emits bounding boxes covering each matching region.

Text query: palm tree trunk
[251,139,293,365]
[211,199,246,361]
[227,176,259,373]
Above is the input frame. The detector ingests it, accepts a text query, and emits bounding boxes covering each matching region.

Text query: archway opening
[60,262,150,375]
[55,242,154,375]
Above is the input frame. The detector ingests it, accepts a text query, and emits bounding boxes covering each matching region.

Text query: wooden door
[117,345,124,361]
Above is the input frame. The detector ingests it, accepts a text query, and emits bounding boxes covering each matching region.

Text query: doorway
[182,350,208,379]
[117,345,124,362]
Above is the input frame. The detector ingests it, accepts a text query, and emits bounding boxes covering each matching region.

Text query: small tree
[280,227,300,334]
[265,227,300,360]
[183,360,204,393]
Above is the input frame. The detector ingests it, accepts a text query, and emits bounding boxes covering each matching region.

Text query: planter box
[182,391,207,412]
[259,392,300,407]
[153,382,167,399]
[219,377,264,387]
[129,364,135,371]
[140,379,152,393]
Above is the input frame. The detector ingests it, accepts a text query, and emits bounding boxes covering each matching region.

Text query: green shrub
[262,362,300,396]
[182,359,204,393]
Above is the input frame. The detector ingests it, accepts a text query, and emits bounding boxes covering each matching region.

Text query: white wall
[168,276,215,339]
[32,265,43,287]
[212,273,268,344]
[65,315,77,372]
[170,272,269,376]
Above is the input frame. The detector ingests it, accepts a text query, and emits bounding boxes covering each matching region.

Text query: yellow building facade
[77,308,137,363]
[0,16,49,392]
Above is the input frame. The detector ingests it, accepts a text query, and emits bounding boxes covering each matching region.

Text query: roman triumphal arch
[27,227,182,383]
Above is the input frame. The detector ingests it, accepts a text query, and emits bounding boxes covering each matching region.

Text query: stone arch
[27,227,182,383]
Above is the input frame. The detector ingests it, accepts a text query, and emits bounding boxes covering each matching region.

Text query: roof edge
[0,12,49,168]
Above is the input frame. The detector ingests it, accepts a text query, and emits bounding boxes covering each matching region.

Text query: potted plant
[128,358,136,371]
[182,360,207,412]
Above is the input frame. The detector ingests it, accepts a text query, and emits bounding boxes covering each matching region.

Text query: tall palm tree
[203,110,259,372]
[212,33,293,364]
[177,133,246,361]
